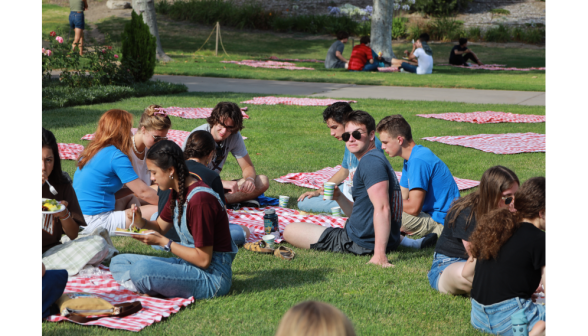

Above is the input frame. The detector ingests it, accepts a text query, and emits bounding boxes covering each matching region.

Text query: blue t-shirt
[73,145,139,215]
[340,136,383,199]
[345,149,402,251]
[399,145,460,224]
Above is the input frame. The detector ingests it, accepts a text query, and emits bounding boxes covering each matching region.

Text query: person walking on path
[69,0,88,56]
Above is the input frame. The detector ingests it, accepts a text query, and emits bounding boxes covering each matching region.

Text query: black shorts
[310,227,373,256]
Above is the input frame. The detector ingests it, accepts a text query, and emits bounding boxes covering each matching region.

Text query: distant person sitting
[391,38,433,74]
[449,38,483,66]
[348,36,380,72]
[325,32,349,69]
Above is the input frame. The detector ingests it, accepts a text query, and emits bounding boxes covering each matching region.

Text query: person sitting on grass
[284,111,438,268]
[275,301,356,336]
[110,140,238,299]
[182,102,269,209]
[428,166,519,296]
[348,36,382,72]
[325,31,349,69]
[391,37,433,74]
[449,38,483,66]
[377,115,460,238]
[154,130,251,246]
[463,177,545,336]
[297,102,383,215]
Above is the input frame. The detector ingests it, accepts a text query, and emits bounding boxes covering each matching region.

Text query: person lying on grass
[182,101,269,209]
[152,130,251,247]
[428,166,519,296]
[449,37,483,66]
[284,111,438,268]
[390,37,433,74]
[377,115,460,237]
[347,36,385,72]
[463,177,545,336]
[297,102,383,215]
[115,104,171,221]
[73,109,158,234]
[110,140,238,299]
[325,31,349,69]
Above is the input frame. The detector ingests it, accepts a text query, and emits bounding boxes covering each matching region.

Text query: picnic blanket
[416,111,546,124]
[274,165,480,191]
[378,67,400,72]
[162,107,249,120]
[268,56,323,63]
[422,133,545,154]
[438,64,545,71]
[228,206,347,243]
[221,60,315,71]
[58,143,84,160]
[81,129,247,147]
[46,265,194,332]
[240,96,357,106]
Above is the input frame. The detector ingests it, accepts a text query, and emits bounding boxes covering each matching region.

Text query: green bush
[484,24,511,42]
[413,0,473,17]
[466,26,482,41]
[490,8,511,15]
[392,17,408,39]
[356,21,371,37]
[407,24,423,41]
[122,11,156,82]
[512,25,545,44]
[427,17,464,41]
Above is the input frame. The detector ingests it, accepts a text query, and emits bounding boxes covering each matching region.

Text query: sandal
[244,241,274,254]
[274,246,295,260]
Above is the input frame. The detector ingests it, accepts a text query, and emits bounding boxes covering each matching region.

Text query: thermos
[510,309,529,336]
[263,209,279,235]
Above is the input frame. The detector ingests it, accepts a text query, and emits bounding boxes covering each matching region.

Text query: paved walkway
[153,75,545,106]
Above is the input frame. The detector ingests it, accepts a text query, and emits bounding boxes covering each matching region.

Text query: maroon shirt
[159,181,232,252]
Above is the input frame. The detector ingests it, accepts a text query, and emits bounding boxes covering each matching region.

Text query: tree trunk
[133,0,172,62]
[370,0,395,62]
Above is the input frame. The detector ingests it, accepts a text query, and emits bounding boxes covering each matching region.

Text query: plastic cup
[279,195,290,208]
[331,206,342,217]
[323,182,336,200]
[262,234,275,249]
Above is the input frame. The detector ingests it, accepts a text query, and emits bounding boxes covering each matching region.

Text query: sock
[399,236,425,249]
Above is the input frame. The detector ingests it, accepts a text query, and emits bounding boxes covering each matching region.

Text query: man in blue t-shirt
[376,115,460,237]
[285,111,437,267]
[297,102,383,215]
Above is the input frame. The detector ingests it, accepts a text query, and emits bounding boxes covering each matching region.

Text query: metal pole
[215,22,219,56]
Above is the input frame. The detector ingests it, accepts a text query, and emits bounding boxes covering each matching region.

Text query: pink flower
[114,54,119,59]
[42,48,46,54]
[49,31,56,37]
[102,49,106,54]
[46,50,52,56]
[56,36,64,44]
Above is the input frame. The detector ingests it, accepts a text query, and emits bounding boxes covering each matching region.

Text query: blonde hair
[138,104,171,131]
[275,301,356,336]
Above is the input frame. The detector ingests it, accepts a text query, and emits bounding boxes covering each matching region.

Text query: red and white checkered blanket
[416,111,546,124]
[162,107,249,120]
[422,133,545,154]
[81,129,247,147]
[228,206,347,243]
[58,143,85,160]
[378,67,400,72]
[268,56,323,63]
[46,265,194,332]
[240,96,357,106]
[274,165,480,191]
[221,60,315,71]
[438,64,545,71]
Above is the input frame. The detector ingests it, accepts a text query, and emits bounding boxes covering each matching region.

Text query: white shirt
[414,48,433,75]
[129,148,151,186]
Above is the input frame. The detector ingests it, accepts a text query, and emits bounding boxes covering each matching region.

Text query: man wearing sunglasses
[285,111,437,268]
[376,115,460,238]
[182,102,269,207]
[297,102,383,215]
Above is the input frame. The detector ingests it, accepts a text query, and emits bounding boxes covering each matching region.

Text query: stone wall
[231,0,372,16]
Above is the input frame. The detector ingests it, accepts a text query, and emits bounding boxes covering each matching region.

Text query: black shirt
[157,160,226,215]
[434,206,476,259]
[449,45,467,64]
[471,222,545,305]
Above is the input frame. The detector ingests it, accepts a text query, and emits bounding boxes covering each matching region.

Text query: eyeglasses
[341,130,364,142]
[219,122,237,133]
[152,135,168,142]
[501,195,514,205]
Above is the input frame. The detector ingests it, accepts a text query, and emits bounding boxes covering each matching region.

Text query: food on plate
[115,227,149,234]
[42,199,60,212]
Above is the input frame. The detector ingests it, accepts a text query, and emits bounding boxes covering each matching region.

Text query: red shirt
[348,44,373,71]
[160,181,232,252]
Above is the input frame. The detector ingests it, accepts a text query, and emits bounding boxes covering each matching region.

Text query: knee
[128,259,152,282]
[241,226,251,239]
[530,321,545,336]
[282,225,293,241]
[257,175,269,192]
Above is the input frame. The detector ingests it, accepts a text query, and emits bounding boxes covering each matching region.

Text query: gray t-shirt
[325,40,345,69]
[182,124,248,173]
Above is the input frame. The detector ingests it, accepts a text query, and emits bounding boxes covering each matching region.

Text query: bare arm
[366,180,393,267]
[541,266,545,294]
[402,188,426,216]
[235,154,257,193]
[298,168,349,201]
[462,256,476,283]
[333,185,354,217]
[126,178,159,205]
[400,186,409,200]
[335,50,347,63]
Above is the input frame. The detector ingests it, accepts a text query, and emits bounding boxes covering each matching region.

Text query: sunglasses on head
[342,130,364,142]
[501,195,514,205]
[152,135,168,142]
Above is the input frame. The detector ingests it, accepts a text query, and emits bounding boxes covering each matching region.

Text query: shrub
[122,10,156,82]
[392,17,408,39]
[466,26,482,41]
[490,8,510,15]
[413,0,473,17]
[484,24,511,42]
[512,25,545,44]
[356,21,371,37]
[427,17,464,41]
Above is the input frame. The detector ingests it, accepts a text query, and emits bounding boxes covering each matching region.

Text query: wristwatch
[163,239,173,252]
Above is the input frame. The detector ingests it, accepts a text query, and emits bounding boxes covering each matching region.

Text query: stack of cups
[331,206,342,217]
[279,195,290,208]
[323,182,336,200]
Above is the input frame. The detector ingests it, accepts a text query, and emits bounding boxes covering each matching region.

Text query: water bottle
[510,309,529,336]
[263,209,279,235]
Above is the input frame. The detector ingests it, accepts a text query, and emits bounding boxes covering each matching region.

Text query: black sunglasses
[501,196,513,205]
[342,130,364,142]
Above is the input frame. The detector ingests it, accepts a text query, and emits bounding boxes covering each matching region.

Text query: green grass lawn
[42,3,72,36]
[42,92,544,335]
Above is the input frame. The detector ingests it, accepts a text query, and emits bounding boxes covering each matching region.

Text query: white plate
[114,231,155,237]
[42,198,66,215]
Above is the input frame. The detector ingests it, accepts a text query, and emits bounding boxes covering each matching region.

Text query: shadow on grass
[230,267,333,294]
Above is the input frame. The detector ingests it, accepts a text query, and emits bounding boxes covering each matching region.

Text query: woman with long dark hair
[110,140,237,299]
[464,177,545,336]
[428,166,519,295]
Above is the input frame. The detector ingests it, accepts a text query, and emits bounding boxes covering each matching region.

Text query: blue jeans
[471,297,546,336]
[401,62,417,73]
[69,11,85,30]
[427,252,467,291]
[110,252,234,299]
[363,61,379,72]
[297,195,345,215]
[42,269,68,319]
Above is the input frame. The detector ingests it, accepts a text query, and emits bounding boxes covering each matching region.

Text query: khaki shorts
[401,211,444,237]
